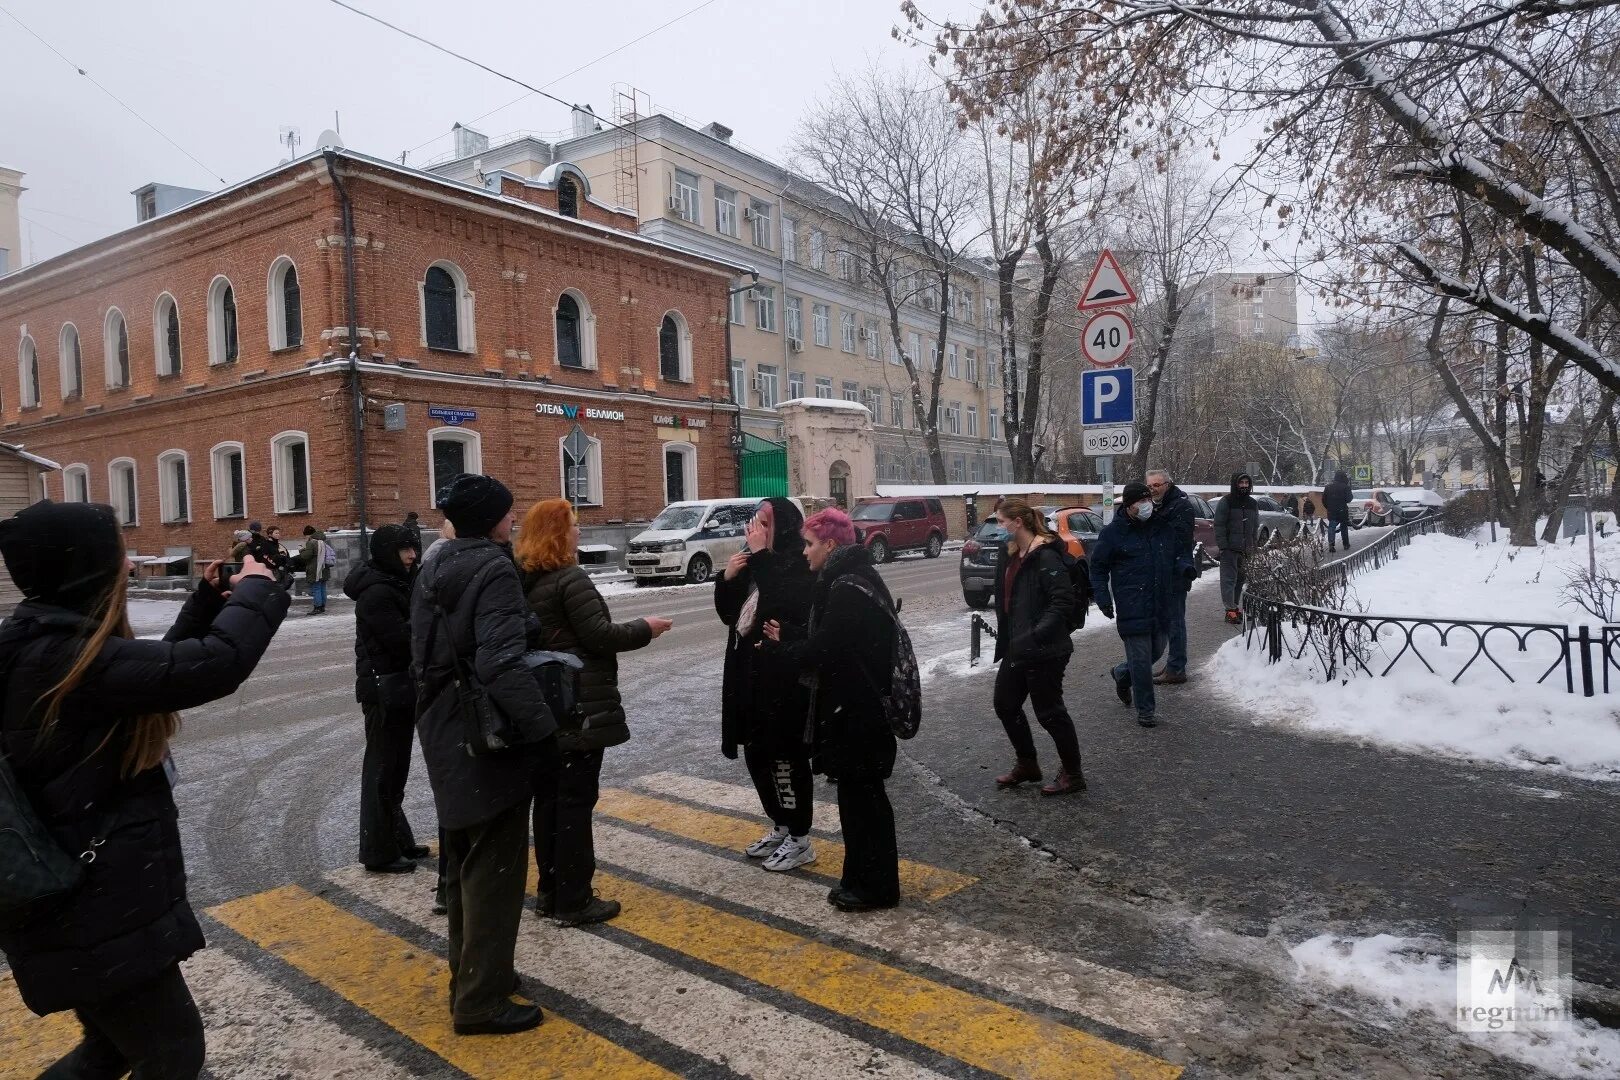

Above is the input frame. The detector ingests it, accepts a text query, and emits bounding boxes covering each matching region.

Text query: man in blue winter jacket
[1089,482,1189,727]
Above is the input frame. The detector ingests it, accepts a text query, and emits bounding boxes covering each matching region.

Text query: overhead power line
[0,3,227,185]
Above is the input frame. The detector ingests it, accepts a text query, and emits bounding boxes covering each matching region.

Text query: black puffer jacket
[0,576,288,1015]
[992,539,1075,666]
[344,524,416,705]
[771,544,897,781]
[411,538,556,830]
[523,563,653,751]
[1323,473,1353,517]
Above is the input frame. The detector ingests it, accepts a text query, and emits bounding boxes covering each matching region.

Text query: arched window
[208,276,238,365]
[658,311,691,382]
[62,464,89,503]
[557,176,579,218]
[59,324,82,400]
[270,430,312,513]
[661,441,697,504]
[268,258,302,350]
[420,262,474,352]
[18,336,39,408]
[554,290,596,370]
[108,458,138,525]
[157,450,190,523]
[428,427,483,505]
[103,309,130,388]
[829,460,851,509]
[210,441,246,519]
[559,432,603,506]
[153,293,181,376]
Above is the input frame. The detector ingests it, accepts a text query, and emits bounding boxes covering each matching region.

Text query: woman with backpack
[987,499,1083,796]
[0,501,289,1078]
[715,498,817,873]
[762,507,900,912]
[517,499,672,927]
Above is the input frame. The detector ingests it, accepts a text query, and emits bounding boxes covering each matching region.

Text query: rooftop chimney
[701,122,734,145]
[570,104,600,139]
[0,167,23,274]
[452,122,490,160]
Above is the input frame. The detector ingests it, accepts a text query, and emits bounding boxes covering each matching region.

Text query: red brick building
[0,149,742,559]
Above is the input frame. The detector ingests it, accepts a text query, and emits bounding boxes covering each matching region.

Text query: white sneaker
[745,825,789,858]
[761,835,816,872]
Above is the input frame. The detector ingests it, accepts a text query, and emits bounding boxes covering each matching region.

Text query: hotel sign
[536,402,625,422]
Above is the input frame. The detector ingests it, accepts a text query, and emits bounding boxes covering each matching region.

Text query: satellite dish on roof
[315,129,344,150]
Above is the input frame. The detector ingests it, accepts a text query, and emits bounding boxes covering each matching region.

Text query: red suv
[851,496,948,563]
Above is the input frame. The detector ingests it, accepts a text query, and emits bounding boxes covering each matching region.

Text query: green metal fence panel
[739,434,788,498]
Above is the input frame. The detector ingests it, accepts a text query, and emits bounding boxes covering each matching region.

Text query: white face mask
[1134,502,1154,521]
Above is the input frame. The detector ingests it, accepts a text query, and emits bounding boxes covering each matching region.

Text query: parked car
[1186,493,1219,565]
[1387,487,1445,522]
[850,496,948,563]
[1350,489,1400,528]
[626,497,792,584]
[959,506,1102,609]
[1252,495,1304,546]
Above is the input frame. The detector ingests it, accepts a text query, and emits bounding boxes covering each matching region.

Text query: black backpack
[836,575,922,740]
[1064,549,1093,631]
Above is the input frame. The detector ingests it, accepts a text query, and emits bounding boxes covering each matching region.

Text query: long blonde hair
[38,563,179,776]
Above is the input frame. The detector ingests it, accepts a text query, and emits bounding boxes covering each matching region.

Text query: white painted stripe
[592,824,1203,1040]
[182,946,415,1080]
[637,771,842,834]
[328,866,952,1080]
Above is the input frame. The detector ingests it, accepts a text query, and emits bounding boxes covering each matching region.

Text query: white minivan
[625,498,784,585]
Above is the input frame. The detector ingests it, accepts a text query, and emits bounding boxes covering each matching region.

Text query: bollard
[1578,625,1595,697]
[970,614,982,667]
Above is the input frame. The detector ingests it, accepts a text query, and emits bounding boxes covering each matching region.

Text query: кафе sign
[652,414,708,429]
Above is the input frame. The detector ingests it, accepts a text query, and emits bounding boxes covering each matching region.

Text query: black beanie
[436,474,513,538]
[0,500,125,613]
[1121,482,1152,508]
[368,523,414,579]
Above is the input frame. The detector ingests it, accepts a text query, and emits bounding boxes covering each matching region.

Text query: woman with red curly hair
[516,499,672,927]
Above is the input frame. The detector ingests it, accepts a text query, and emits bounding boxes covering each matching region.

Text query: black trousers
[994,656,1082,772]
[1327,513,1351,549]
[532,747,604,913]
[40,964,205,1080]
[443,799,530,1025]
[358,702,419,867]
[836,777,899,906]
[743,741,813,836]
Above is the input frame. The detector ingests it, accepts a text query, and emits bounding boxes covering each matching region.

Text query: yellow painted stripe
[596,788,976,901]
[209,885,674,1080]
[594,872,1182,1080]
[0,975,82,1080]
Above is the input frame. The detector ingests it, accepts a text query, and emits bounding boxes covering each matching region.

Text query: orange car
[1046,505,1104,560]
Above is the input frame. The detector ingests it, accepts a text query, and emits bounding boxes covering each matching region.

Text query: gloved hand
[1098,603,1115,620]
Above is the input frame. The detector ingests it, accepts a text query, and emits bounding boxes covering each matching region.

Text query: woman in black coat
[714,497,816,873]
[343,523,430,873]
[763,507,899,912]
[0,501,288,1078]
[518,498,672,928]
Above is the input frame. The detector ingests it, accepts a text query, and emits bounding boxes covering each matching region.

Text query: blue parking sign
[1080,368,1134,425]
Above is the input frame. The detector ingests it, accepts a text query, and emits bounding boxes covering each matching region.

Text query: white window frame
[889,336,901,366]
[889,391,903,427]
[428,427,483,506]
[781,217,797,263]
[103,307,130,387]
[756,364,779,409]
[207,276,238,366]
[58,323,81,400]
[965,347,977,384]
[788,371,804,399]
[559,433,604,506]
[729,358,746,405]
[267,256,301,350]
[754,286,777,333]
[864,320,879,360]
[814,376,832,399]
[18,334,39,408]
[661,441,698,504]
[210,440,247,519]
[966,404,978,437]
[715,186,738,237]
[946,402,962,435]
[840,312,856,353]
[989,408,1000,440]
[729,288,745,326]
[157,449,191,524]
[907,331,921,368]
[152,294,181,376]
[657,310,693,382]
[749,198,772,249]
[808,229,825,271]
[672,170,702,225]
[842,380,859,403]
[108,457,138,526]
[862,387,880,415]
[836,251,855,282]
[270,430,313,514]
[420,261,477,353]
[63,463,89,502]
[812,303,830,347]
[785,296,803,346]
[554,288,598,370]
[947,342,959,379]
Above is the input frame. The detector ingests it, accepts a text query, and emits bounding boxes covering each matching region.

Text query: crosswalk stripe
[592,823,1202,1041]
[328,866,956,1080]
[0,976,80,1079]
[597,788,975,901]
[208,884,675,1079]
[593,871,1183,1080]
[636,770,843,833]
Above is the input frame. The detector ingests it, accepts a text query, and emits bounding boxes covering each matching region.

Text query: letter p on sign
[1081,367,1134,426]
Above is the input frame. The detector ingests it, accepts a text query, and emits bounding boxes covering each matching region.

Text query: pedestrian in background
[1214,473,1260,624]
[296,524,332,615]
[412,474,557,1037]
[762,507,901,911]
[1301,493,1317,538]
[0,501,288,1079]
[345,523,429,874]
[402,510,423,553]
[1090,483,1175,727]
[1322,471,1353,553]
[518,498,672,926]
[987,498,1083,796]
[715,498,818,871]
[1146,469,1195,686]
[230,528,252,561]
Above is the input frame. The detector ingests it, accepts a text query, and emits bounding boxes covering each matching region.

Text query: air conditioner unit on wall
[744,207,758,222]
[668,194,682,211]
[857,326,870,341]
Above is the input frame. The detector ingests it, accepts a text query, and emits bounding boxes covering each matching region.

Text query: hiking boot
[551,896,620,927]
[1114,673,1133,707]
[1039,767,1086,796]
[1154,671,1187,685]
[995,758,1042,788]
[762,835,816,872]
[745,825,789,858]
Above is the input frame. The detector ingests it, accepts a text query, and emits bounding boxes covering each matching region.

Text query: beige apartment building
[430,112,1013,486]
[0,167,24,276]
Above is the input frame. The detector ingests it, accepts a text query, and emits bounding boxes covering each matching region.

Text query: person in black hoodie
[1213,472,1260,623]
[762,507,899,911]
[0,501,288,1078]
[1322,470,1353,553]
[715,497,817,872]
[988,498,1083,795]
[345,523,430,874]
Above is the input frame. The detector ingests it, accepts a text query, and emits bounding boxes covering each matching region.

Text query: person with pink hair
[763,508,901,911]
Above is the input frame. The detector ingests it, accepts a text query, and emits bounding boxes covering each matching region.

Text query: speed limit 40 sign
[1082,310,1135,367]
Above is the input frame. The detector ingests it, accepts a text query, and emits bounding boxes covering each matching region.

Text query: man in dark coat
[1213,472,1260,622]
[345,523,429,873]
[1089,483,1177,727]
[1322,470,1353,553]
[1146,469,1196,684]
[411,474,556,1036]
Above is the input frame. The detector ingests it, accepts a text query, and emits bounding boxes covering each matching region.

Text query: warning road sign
[1077,250,1138,310]
[1081,310,1135,367]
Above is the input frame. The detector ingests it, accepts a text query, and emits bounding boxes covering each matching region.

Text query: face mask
[1135,502,1154,521]
[988,526,1010,541]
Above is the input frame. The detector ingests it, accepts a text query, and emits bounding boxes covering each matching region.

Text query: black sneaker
[552,896,620,927]
[827,886,897,913]
[1114,674,1132,707]
[364,857,417,874]
[1137,714,1158,728]
[453,1002,543,1036]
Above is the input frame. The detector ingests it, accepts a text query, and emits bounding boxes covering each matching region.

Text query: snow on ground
[1290,933,1620,1079]
[1209,529,1620,782]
